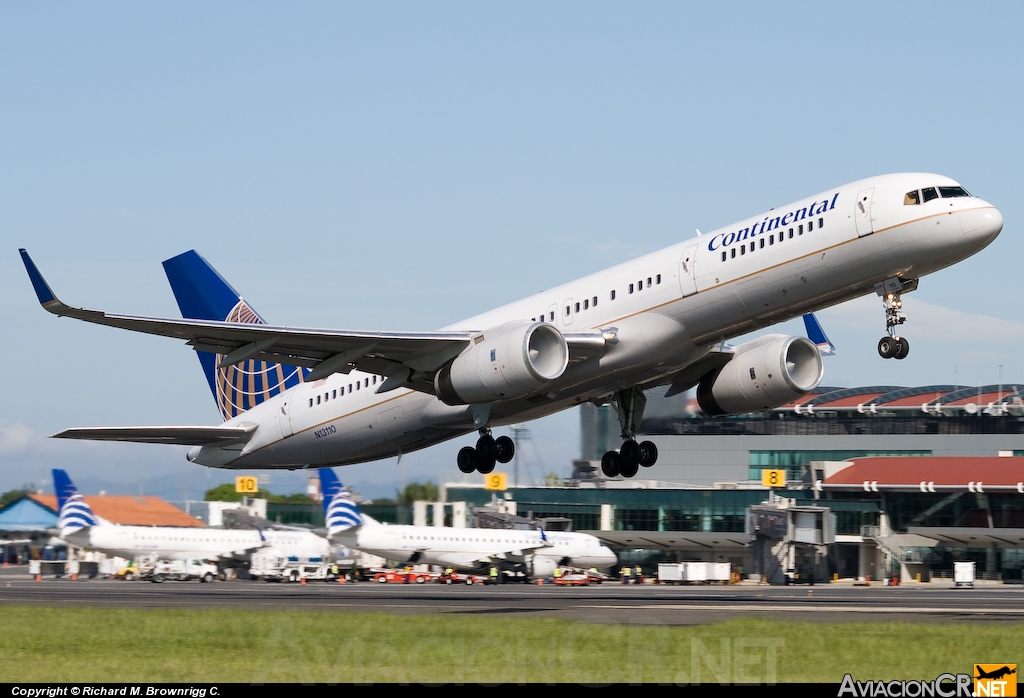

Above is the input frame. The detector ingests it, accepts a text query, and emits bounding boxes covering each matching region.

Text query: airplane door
[276,398,294,439]
[855,188,875,237]
[679,244,698,296]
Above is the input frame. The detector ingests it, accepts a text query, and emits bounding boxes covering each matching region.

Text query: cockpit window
[921,187,939,203]
[939,186,970,198]
[904,190,920,205]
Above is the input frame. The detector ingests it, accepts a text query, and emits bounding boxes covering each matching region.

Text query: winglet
[803,313,836,356]
[19,249,61,309]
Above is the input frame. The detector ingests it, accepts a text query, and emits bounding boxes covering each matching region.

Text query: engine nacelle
[697,334,823,416]
[434,321,569,406]
[527,556,557,579]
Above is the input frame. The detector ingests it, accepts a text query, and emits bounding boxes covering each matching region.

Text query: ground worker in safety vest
[634,565,643,584]
[489,566,498,584]
[553,566,562,581]
[621,566,631,585]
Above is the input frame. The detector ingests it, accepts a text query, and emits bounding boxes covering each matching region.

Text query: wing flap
[52,425,258,446]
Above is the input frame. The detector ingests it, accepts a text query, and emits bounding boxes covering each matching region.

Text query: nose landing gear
[875,277,917,360]
[599,387,659,478]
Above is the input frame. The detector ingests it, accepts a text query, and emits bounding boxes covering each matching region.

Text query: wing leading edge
[19,249,472,393]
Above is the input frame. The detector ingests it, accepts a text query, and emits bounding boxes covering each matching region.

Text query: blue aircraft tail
[52,469,98,532]
[802,313,836,356]
[318,468,363,534]
[162,250,307,420]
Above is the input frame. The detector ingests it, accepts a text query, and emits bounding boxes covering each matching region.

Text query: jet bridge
[747,499,835,585]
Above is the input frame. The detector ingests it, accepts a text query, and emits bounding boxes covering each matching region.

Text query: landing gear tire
[457,446,478,474]
[894,337,910,360]
[620,439,640,466]
[601,451,622,477]
[619,456,639,479]
[495,435,515,464]
[476,434,497,474]
[878,336,897,359]
[638,440,658,467]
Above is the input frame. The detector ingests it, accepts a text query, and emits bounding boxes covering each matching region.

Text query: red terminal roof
[31,494,206,528]
[825,457,1024,487]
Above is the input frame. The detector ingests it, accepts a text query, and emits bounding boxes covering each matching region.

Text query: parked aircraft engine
[696,334,823,416]
[434,321,569,406]
[527,555,558,580]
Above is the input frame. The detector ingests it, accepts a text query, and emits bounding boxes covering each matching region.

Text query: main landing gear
[457,430,514,474]
[876,277,915,360]
[600,387,659,479]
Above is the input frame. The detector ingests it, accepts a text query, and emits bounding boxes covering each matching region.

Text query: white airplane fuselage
[189,172,1002,468]
[63,524,330,562]
[332,523,617,573]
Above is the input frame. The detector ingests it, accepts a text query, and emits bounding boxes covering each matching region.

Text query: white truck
[149,559,218,583]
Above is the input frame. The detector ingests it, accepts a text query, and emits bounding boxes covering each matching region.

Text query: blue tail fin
[802,313,836,356]
[162,250,307,420]
[52,469,98,532]
[318,469,363,534]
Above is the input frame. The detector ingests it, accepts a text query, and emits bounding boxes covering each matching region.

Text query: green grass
[0,606,1021,683]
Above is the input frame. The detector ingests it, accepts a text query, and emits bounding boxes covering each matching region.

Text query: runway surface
[2,569,1022,624]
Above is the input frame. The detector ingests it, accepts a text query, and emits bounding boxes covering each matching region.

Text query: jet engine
[697,334,823,416]
[527,556,558,580]
[435,321,569,405]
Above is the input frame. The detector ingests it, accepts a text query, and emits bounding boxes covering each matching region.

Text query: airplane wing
[52,425,257,446]
[662,345,735,397]
[20,250,609,394]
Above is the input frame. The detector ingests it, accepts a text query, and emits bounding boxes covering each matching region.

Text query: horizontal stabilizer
[52,425,257,446]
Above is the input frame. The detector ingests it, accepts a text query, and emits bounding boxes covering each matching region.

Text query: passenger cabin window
[921,187,939,203]
[592,295,598,306]
[904,190,921,205]
[575,302,580,313]
[939,186,970,198]
[721,251,726,261]
[629,283,634,294]
[656,274,661,284]
[610,290,616,300]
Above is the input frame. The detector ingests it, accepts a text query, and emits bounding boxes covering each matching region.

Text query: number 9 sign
[484,473,508,491]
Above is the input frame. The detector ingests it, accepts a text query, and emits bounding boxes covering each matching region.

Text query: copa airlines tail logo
[215,300,307,420]
[325,487,362,532]
[58,492,97,532]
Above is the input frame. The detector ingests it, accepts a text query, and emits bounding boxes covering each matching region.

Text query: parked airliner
[53,469,329,562]
[21,173,1001,478]
[318,468,616,577]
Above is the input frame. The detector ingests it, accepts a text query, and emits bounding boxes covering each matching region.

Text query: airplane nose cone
[960,206,1003,248]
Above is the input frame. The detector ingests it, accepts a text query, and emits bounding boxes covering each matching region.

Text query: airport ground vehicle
[149,558,218,583]
[374,568,433,584]
[437,571,481,585]
[657,562,732,585]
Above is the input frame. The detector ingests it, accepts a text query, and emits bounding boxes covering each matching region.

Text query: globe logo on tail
[325,488,362,532]
[215,300,306,420]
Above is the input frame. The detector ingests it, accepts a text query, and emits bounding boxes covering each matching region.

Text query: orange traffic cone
[300,577,307,585]
[34,574,41,583]
[71,573,77,581]
[338,576,345,584]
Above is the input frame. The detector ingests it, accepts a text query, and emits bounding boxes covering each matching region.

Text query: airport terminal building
[433,384,1024,582]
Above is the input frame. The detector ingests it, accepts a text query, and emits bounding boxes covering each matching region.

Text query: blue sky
[2,2,1022,500]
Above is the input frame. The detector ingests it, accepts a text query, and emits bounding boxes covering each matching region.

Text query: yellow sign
[975,665,1017,697]
[484,473,508,491]
[761,469,786,488]
[235,476,258,494]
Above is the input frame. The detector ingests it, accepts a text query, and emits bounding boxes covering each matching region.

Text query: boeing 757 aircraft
[52,469,329,563]
[318,468,616,577]
[20,173,1002,478]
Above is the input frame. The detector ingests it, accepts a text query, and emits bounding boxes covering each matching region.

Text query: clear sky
[2,2,1022,500]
